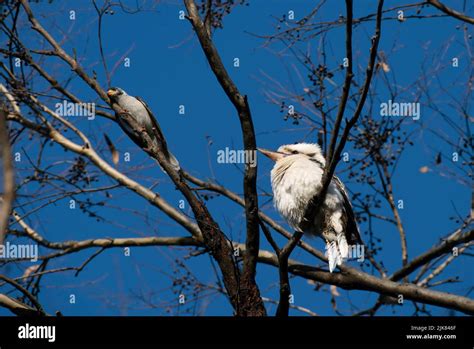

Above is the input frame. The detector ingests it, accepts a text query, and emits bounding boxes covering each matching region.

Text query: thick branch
[184,0,264,315]
[0,294,41,316]
[257,250,474,315]
[427,0,474,24]
[276,230,303,317]
[0,106,15,245]
[110,103,254,316]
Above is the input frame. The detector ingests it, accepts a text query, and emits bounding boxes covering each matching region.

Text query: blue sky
[1,0,472,316]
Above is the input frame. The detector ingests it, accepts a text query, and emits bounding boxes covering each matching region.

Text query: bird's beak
[258,148,285,162]
[107,89,117,98]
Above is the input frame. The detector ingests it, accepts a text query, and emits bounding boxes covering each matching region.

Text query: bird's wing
[114,105,146,149]
[135,96,171,158]
[333,176,362,245]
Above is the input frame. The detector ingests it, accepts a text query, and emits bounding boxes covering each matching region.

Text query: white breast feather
[118,95,149,126]
[270,153,351,272]
[271,156,323,231]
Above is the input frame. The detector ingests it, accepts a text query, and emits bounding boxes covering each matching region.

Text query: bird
[259,143,361,272]
[107,87,180,172]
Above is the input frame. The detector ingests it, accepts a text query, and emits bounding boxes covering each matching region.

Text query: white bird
[107,87,180,171]
[259,143,361,272]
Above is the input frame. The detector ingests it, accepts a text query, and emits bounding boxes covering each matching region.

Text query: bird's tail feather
[325,241,339,273]
[325,238,348,273]
[337,234,349,259]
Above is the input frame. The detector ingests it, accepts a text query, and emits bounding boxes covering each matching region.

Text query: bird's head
[107,87,126,102]
[258,143,326,166]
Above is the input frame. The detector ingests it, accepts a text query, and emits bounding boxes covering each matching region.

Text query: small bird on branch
[259,143,361,272]
[107,87,180,172]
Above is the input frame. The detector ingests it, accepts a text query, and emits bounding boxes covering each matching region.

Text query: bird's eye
[291,150,299,154]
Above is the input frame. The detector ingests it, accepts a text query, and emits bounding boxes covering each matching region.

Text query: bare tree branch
[0,105,14,245]
[276,230,303,317]
[300,0,385,234]
[427,0,474,24]
[0,275,46,315]
[0,294,41,316]
[184,0,265,316]
[327,0,353,162]
[390,227,473,282]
